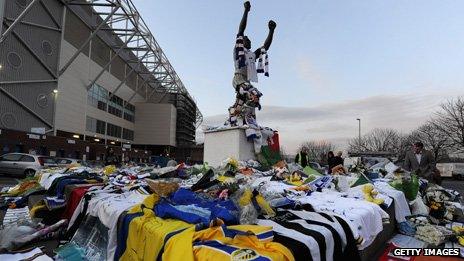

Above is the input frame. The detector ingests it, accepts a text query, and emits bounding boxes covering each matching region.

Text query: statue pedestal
[204,127,256,167]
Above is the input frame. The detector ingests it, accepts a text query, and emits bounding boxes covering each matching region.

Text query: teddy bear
[362,183,384,205]
[331,165,347,175]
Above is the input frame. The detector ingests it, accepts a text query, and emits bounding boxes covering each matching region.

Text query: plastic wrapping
[415,224,454,246]
[0,225,37,251]
[286,163,303,173]
[389,174,419,201]
[145,178,180,197]
[410,196,429,215]
[335,175,350,192]
[239,204,259,225]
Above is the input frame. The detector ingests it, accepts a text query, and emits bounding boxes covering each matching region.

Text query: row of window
[106,123,121,138]
[86,116,134,141]
[123,128,134,141]
[86,117,106,135]
[87,84,136,123]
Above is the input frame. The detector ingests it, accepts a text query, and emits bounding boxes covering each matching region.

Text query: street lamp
[356,118,361,142]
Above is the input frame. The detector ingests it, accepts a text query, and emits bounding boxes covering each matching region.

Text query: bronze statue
[228,1,276,126]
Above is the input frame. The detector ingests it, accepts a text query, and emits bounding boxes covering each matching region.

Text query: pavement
[0,175,21,188]
[442,179,464,195]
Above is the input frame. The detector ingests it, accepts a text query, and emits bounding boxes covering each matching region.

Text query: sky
[135,0,464,153]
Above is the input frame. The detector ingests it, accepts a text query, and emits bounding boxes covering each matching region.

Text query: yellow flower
[228,158,239,169]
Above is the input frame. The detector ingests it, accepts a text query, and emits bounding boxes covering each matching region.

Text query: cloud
[197,90,464,154]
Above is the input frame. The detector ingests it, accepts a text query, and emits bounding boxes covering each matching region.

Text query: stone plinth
[204,127,256,167]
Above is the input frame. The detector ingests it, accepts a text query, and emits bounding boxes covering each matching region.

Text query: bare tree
[397,133,416,161]
[299,140,335,165]
[407,122,451,161]
[433,97,464,153]
[348,128,403,153]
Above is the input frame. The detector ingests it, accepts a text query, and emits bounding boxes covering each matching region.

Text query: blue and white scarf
[257,47,269,77]
[235,37,270,77]
[235,35,246,68]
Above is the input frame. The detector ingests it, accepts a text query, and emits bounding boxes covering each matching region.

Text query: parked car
[451,163,464,180]
[0,153,56,177]
[55,158,82,167]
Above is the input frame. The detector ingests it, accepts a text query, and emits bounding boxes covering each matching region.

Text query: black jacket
[295,152,309,168]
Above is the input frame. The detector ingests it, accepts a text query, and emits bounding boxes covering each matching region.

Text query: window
[96,120,106,135]
[123,128,134,141]
[2,153,23,161]
[123,102,135,122]
[88,84,136,121]
[125,103,135,112]
[86,117,106,135]
[57,159,72,164]
[107,94,124,118]
[123,113,134,122]
[110,94,123,106]
[20,155,35,162]
[107,123,121,138]
[97,100,107,111]
[108,105,122,117]
[41,157,56,164]
[86,116,96,132]
[88,84,108,112]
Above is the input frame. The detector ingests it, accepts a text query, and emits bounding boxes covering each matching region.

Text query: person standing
[295,148,309,168]
[334,151,344,167]
[327,151,336,174]
[403,141,436,182]
[105,148,118,166]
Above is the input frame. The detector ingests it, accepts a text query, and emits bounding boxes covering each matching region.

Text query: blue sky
[136,0,464,152]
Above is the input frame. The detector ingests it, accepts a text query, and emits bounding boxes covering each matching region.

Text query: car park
[0,153,57,177]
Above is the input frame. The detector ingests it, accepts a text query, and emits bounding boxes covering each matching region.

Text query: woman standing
[327,151,336,174]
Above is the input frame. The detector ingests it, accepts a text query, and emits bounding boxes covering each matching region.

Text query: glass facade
[106,123,122,138]
[96,119,106,135]
[86,116,132,140]
[87,84,135,122]
[86,116,96,132]
[86,85,135,141]
[123,102,135,122]
[123,128,134,141]
[87,84,108,112]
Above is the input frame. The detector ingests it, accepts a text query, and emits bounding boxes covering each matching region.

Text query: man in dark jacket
[295,148,309,168]
[334,151,344,167]
[403,141,436,182]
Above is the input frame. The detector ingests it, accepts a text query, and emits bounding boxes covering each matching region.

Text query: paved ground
[442,179,464,195]
[0,175,20,187]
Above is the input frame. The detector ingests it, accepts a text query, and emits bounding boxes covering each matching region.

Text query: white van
[436,163,453,178]
[437,163,464,179]
[451,163,464,180]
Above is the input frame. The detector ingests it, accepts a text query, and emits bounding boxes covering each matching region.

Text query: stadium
[0,0,202,162]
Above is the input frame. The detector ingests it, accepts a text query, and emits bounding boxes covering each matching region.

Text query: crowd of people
[296,141,442,184]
